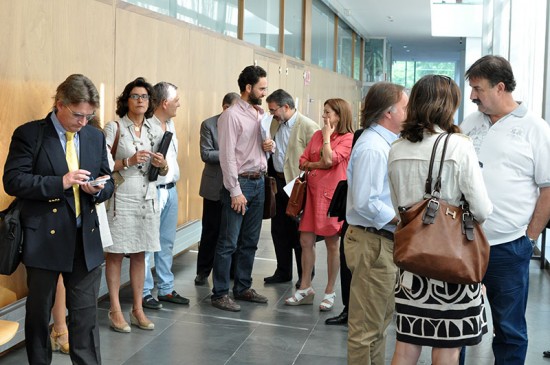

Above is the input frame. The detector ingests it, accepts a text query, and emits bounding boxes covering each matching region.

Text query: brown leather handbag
[393,133,490,284]
[263,176,277,219]
[286,171,308,218]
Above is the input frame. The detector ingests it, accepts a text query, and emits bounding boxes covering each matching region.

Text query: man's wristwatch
[528,236,537,246]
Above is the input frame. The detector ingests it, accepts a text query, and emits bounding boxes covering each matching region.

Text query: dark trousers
[483,236,532,365]
[270,175,303,279]
[339,222,351,311]
[196,198,222,276]
[212,179,264,298]
[25,232,102,365]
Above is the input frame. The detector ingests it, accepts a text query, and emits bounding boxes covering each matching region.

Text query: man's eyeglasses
[129,94,150,100]
[268,105,283,114]
[65,105,95,122]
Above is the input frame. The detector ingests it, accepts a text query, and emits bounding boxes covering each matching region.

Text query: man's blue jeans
[483,235,533,365]
[144,186,178,297]
[212,177,264,299]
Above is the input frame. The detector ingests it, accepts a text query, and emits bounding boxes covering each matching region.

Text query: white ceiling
[323,0,466,62]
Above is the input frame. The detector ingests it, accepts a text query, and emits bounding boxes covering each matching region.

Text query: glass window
[354,36,361,80]
[284,0,303,59]
[364,38,385,82]
[391,61,456,88]
[311,0,335,70]
[123,0,172,15]
[176,0,239,38]
[336,21,353,77]
[122,0,239,38]
[243,0,280,52]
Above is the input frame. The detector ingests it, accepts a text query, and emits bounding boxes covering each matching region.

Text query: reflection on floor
[2,220,550,364]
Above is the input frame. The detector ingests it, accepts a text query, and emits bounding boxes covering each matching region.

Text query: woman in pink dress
[285,98,353,311]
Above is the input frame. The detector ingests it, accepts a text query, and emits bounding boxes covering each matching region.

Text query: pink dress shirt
[218,98,267,197]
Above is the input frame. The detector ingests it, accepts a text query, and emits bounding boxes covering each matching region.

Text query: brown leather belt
[238,172,263,180]
[355,225,394,241]
[275,172,285,180]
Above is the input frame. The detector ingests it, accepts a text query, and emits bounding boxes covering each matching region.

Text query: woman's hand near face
[322,117,335,141]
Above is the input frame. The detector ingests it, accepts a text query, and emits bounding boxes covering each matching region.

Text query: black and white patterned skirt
[394,269,488,348]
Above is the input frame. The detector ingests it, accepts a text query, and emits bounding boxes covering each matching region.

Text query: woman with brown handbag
[387,75,493,365]
[285,98,353,311]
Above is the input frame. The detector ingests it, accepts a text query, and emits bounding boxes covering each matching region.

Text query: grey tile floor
[2,221,550,364]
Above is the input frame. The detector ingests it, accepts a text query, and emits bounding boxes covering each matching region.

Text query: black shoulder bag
[0,121,45,275]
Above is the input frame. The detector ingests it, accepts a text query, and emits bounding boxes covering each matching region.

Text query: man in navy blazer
[3,74,114,365]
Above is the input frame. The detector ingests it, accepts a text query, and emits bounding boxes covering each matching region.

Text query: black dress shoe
[142,295,163,310]
[194,274,208,286]
[264,274,291,284]
[325,310,348,325]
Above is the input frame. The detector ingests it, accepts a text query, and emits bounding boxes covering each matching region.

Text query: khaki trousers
[344,226,397,365]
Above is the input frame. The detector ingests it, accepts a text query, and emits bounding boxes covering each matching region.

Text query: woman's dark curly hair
[400,75,461,143]
[115,77,155,118]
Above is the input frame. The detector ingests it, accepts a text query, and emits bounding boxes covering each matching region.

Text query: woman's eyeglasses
[129,94,150,100]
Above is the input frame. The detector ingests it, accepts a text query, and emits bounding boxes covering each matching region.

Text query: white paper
[260,113,273,140]
[283,172,304,197]
[283,178,295,197]
[96,202,113,248]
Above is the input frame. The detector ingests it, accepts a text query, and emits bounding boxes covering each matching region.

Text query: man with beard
[461,55,550,365]
[264,89,319,287]
[211,65,273,312]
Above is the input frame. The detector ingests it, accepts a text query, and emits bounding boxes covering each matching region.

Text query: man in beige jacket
[264,89,319,288]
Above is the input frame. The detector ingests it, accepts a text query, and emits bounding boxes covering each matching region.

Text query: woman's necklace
[133,122,143,132]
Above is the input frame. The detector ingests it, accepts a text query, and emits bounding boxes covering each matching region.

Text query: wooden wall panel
[0,0,115,302]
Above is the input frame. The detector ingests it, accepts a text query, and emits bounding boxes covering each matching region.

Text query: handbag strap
[32,120,46,171]
[424,132,452,196]
[300,169,309,183]
[110,121,121,160]
[422,132,452,225]
[433,133,452,195]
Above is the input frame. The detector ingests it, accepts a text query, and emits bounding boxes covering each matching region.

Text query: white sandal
[319,292,336,311]
[285,287,315,306]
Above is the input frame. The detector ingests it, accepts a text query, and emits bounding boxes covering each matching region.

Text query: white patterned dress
[388,129,493,347]
[103,115,162,254]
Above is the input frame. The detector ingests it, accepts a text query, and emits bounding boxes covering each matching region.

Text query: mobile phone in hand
[89,177,109,186]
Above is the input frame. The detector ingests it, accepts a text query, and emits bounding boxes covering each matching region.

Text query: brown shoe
[211,295,241,312]
[234,288,268,303]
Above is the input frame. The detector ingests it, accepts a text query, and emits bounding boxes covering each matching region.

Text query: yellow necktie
[65,132,80,217]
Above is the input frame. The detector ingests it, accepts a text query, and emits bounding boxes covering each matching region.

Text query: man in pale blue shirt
[345,82,408,365]
[142,82,189,309]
